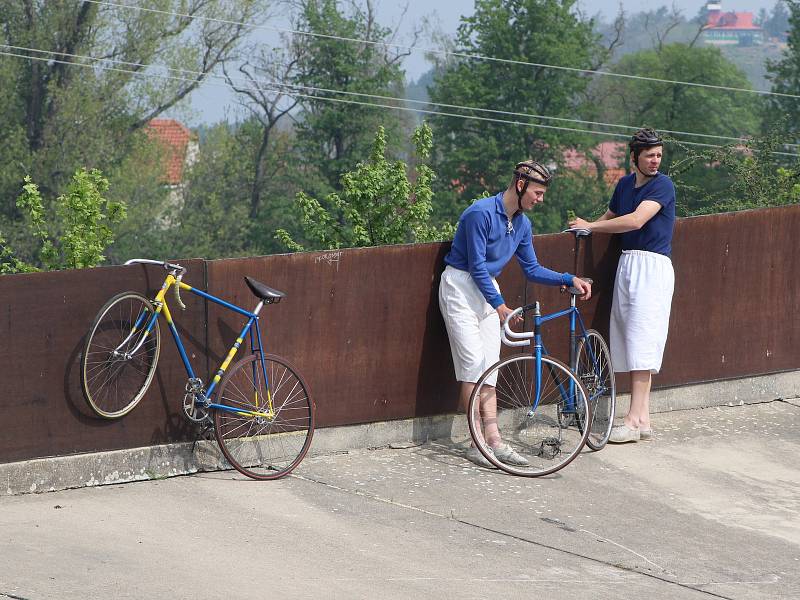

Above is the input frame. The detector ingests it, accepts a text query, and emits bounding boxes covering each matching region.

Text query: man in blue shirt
[570,128,676,444]
[439,160,592,468]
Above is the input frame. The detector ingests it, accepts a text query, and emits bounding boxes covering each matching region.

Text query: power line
[85,0,800,100]
[1,47,798,158]
[2,42,793,151]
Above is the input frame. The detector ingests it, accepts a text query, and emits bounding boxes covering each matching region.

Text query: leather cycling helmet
[513,160,552,211]
[514,160,552,187]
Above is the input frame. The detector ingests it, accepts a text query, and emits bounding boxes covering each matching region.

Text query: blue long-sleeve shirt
[444,193,574,308]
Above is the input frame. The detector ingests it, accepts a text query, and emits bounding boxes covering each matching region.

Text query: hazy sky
[187,0,780,123]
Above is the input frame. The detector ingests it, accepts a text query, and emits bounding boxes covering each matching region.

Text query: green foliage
[590,44,760,143]
[668,127,800,214]
[766,0,800,139]
[293,0,408,195]
[426,0,607,222]
[0,169,125,273]
[539,169,613,233]
[760,1,791,41]
[276,123,454,251]
[0,0,260,259]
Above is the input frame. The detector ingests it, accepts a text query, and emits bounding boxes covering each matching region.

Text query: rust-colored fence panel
[1,205,798,464]
[0,260,207,463]
[662,207,800,385]
[205,244,526,428]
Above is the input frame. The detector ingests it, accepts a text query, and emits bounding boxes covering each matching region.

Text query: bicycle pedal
[200,424,215,440]
[538,437,562,459]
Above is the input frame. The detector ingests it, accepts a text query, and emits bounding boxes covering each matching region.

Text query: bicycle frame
[120,271,275,420]
[503,293,598,416]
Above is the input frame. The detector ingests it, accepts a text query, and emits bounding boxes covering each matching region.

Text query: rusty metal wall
[204,244,526,428]
[1,205,798,463]
[0,260,208,464]
[661,206,800,385]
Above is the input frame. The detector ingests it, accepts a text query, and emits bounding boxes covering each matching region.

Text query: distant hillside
[404,9,790,104]
[715,40,787,90]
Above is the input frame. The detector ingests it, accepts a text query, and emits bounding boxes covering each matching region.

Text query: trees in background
[291,0,409,197]
[276,122,453,250]
[0,0,264,265]
[1,169,125,273]
[427,0,608,219]
[2,0,799,271]
[766,0,800,141]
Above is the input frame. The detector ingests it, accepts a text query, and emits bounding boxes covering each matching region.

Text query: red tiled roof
[563,141,627,186]
[145,119,192,185]
[705,11,761,30]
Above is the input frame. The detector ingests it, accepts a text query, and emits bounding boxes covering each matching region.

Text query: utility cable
[2,42,794,150]
[84,0,800,100]
[1,47,797,158]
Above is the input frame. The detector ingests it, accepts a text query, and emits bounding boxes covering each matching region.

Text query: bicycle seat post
[569,228,591,278]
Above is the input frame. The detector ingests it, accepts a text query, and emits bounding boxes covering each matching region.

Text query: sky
[186,0,781,124]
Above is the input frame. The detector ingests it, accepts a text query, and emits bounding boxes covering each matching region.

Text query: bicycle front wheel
[468,354,590,477]
[80,292,161,418]
[214,354,315,480]
[576,329,616,451]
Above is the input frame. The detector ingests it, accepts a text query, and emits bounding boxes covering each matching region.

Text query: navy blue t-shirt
[609,172,676,257]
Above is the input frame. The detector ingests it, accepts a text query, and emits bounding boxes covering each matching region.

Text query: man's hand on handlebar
[570,277,592,301]
[568,216,591,230]
[496,303,522,326]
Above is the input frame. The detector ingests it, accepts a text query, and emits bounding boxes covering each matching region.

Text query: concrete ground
[1,399,798,600]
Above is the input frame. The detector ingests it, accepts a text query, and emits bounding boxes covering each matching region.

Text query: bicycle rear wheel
[214,353,315,480]
[576,329,616,450]
[468,354,590,477]
[80,292,161,418]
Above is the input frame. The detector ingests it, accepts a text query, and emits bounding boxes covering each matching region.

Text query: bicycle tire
[467,354,590,477]
[214,353,315,480]
[576,329,616,451]
[80,291,161,418]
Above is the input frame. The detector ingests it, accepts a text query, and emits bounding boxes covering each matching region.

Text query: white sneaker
[609,424,640,443]
[465,446,496,469]
[492,442,530,466]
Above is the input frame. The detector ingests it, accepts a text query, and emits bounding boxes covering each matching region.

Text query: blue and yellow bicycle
[79,259,315,480]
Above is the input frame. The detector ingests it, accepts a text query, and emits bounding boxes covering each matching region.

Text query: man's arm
[571,201,660,233]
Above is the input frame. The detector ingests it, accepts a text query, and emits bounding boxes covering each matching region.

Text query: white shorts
[610,250,674,374]
[438,266,501,385]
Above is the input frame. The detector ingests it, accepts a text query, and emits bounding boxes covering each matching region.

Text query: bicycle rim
[468,354,590,477]
[214,354,315,480]
[80,292,160,418]
[576,330,616,450]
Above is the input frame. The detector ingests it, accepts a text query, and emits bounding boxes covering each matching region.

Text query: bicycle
[467,231,616,476]
[79,259,315,480]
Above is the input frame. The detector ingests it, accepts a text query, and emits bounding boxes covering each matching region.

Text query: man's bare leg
[460,382,500,447]
[624,369,652,430]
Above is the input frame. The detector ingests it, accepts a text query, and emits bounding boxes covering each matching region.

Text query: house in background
[562,141,627,187]
[702,2,764,46]
[145,118,199,215]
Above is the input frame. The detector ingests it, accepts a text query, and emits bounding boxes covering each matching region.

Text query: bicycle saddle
[244,276,286,303]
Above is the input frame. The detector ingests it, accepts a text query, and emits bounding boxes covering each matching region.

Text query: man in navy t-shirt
[570,128,676,444]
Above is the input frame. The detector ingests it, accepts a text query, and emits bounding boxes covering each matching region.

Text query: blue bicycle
[79,259,315,480]
[467,237,616,476]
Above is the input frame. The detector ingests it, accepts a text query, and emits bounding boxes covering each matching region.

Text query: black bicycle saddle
[244,276,286,303]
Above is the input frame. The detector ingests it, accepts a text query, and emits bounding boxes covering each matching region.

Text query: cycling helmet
[514,160,552,187]
[512,160,552,212]
[629,127,663,153]
[628,127,663,178]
